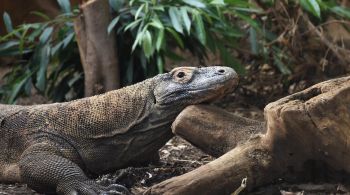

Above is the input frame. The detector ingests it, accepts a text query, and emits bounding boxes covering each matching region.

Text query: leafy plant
[1,0,349,104]
[0,0,83,103]
[300,0,350,19]
[235,0,350,75]
[108,0,257,84]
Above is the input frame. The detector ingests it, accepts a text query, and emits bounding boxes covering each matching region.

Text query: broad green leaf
[169,7,183,34]
[149,18,164,29]
[62,32,75,48]
[180,7,191,34]
[152,6,165,12]
[0,41,19,51]
[108,16,120,34]
[21,23,41,30]
[142,30,153,58]
[132,31,144,51]
[51,41,64,56]
[109,0,125,12]
[234,11,259,29]
[28,24,48,42]
[68,73,82,87]
[129,0,136,6]
[30,11,51,21]
[166,27,184,48]
[211,22,243,37]
[331,6,350,18]
[57,0,71,13]
[8,73,32,104]
[300,0,321,18]
[224,0,251,7]
[3,12,14,33]
[36,45,51,91]
[135,4,145,20]
[39,27,54,44]
[273,52,291,75]
[24,77,32,96]
[124,19,142,31]
[193,12,206,45]
[157,55,164,73]
[249,27,258,55]
[156,29,164,51]
[211,0,225,5]
[183,0,206,8]
[232,7,263,13]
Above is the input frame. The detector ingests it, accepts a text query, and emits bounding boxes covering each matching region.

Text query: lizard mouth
[188,76,239,103]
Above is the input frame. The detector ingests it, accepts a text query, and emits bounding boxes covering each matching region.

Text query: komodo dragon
[0,66,238,195]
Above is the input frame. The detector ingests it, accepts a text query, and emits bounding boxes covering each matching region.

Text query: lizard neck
[87,78,158,138]
[50,77,158,139]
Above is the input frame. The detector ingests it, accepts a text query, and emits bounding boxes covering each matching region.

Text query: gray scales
[0,66,238,195]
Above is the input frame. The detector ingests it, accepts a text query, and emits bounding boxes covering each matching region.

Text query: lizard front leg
[19,143,130,195]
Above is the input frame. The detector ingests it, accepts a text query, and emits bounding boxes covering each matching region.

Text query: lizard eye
[171,68,194,83]
[176,71,185,78]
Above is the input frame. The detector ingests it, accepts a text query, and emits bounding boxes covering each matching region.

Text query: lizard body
[0,66,238,194]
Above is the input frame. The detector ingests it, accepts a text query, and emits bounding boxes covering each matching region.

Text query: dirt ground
[1,64,350,194]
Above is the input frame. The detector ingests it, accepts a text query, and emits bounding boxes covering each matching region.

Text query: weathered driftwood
[146,76,350,195]
[172,105,265,157]
[74,0,120,96]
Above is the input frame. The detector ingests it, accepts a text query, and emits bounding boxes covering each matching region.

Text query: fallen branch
[172,105,265,157]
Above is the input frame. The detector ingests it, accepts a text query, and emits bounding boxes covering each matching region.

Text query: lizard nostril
[218,69,225,74]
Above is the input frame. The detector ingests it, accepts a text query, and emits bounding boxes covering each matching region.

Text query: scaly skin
[0,66,238,194]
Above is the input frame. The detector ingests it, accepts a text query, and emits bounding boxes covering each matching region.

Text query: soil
[1,64,350,195]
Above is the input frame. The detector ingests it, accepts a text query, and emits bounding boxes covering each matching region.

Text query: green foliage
[109,0,350,82]
[1,0,349,103]
[300,0,321,18]
[108,0,253,84]
[0,2,83,104]
[300,0,350,19]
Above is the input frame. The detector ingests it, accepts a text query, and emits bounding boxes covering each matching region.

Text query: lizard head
[154,66,239,106]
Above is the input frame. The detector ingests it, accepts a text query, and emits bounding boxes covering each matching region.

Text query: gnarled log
[146,76,350,195]
[172,105,265,157]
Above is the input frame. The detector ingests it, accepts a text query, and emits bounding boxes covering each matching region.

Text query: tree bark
[74,0,120,97]
[146,76,350,195]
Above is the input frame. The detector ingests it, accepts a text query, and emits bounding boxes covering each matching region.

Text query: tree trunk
[146,76,350,195]
[74,0,120,97]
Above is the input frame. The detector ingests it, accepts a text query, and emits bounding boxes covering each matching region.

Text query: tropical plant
[1,0,349,103]
[300,0,350,19]
[0,0,83,103]
[108,0,254,84]
[235,0,350,75]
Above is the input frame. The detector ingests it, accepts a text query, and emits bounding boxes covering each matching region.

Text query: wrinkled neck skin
[78,76,188,172]
[66,74,186,139]
[115,75,188,140]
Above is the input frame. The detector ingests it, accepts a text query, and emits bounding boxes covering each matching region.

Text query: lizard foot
[57,180,130,195]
